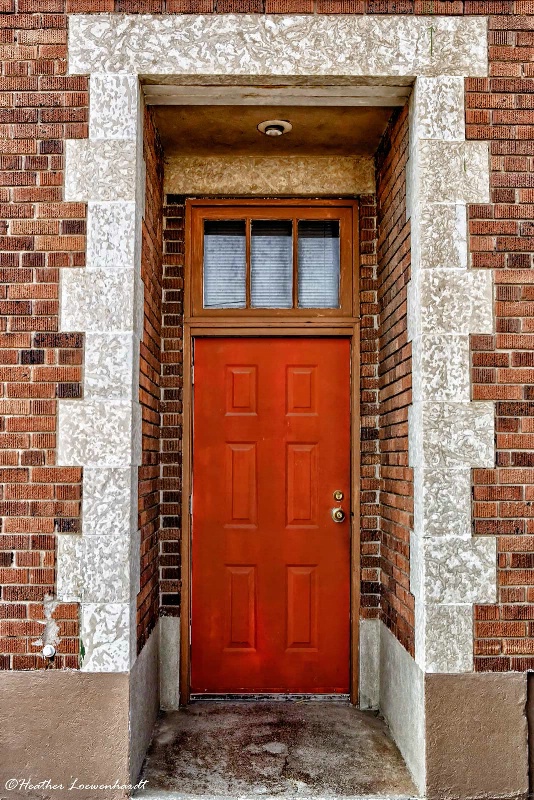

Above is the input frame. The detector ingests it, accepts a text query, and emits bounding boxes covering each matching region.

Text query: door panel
[191,338,351,694]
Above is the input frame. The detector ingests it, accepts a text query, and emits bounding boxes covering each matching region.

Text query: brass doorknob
[331,507,346,523]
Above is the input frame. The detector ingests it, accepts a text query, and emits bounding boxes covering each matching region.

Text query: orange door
[191,338,351,694]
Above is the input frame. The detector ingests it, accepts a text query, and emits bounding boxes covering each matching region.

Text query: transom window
[188,201,356,319]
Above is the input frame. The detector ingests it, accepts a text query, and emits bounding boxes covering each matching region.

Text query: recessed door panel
[226,366,257,416]
[286,443,318,527]
[226,443,257,527]
[287,566,318,650]
[286,366,317,415]
[225,566,256,650]
[192,338,351,694]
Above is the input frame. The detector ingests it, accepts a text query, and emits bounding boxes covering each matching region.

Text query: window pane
[203,220,246,309]
[298,220,340,308]
[251,220,293,309]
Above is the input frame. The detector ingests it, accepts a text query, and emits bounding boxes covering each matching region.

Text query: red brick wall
[159,196,184,618]
[0,4,86,669]
[375,106,415,655]
[137,105,164,652]
[359,195,382,621]
[467,13,534,671]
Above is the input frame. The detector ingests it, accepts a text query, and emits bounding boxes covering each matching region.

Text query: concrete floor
[135,702,417,800]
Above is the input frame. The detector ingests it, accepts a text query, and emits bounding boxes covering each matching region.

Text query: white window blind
[251,220,293,309]
[202,216,341,310]
[297,220,340,309]
[203,220,246,309]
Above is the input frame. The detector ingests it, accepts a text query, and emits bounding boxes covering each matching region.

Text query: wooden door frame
[179,198,361,706]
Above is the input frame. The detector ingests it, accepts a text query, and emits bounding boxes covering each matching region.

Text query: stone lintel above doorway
[67,14,487,78]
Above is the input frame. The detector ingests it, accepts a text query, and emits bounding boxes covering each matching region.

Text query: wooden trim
[179,329,193,707]
[186,316,360,324]
[187,198,358,208]
[180,197,361,706]
[292,217,298,310]
[187,198,357,319]
[188,326,355,337]
[350,322,361,705]
[245,218,251,309]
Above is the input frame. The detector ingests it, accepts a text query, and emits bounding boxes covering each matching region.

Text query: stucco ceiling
[153,104,399,158]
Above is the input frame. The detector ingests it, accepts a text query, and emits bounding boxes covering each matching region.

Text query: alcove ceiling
[144,83,411,158]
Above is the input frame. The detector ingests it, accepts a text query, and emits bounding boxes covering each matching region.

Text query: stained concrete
[136,702,417,799]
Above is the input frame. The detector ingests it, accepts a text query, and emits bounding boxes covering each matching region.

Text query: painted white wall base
[159,616,181,710]
[359,618,380,710]
[130,623,160,782]
[379,623,425,795]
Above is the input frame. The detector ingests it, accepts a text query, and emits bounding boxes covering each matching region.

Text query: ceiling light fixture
[257,119,293,137]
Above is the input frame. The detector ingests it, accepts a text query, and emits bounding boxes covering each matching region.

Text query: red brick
[317,0,364,7]
[115,0,162,8]
[265,0,313,9]
[65,0,113,8]
[414,1,463,11]
[164,0,215,7]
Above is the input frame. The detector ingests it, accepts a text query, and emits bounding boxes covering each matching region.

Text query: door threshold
[189,693,350,702]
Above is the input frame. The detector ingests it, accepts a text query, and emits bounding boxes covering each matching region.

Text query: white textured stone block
[416,140,490,205]
[56,534,84,601]
[464,142,491,205]
[58,399,137,467]
[410,401,495,469]
[83,535,131,603]
[133,269,146,340]
[85,332,135,400]
[414,268,493,337]
[68,15,487,78]
[424,536,497,605]
[410,533,424,602]
[60,267,135,333]
[130,526,141,605]
[86,202,136,270]
[413,467,472,539]
[412,76,465,142]
[90,73,139,140]
[413,334,470,403]
[407,273,420,342]
[65,139,137,202]
[136,156,146,224]
[58,532,134,604]
[80,603,130,672]
[412,203,467,271]
[132,399,143,467]
[405,153,415,221]
[425,605,473,673]
[83,467,135,537]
